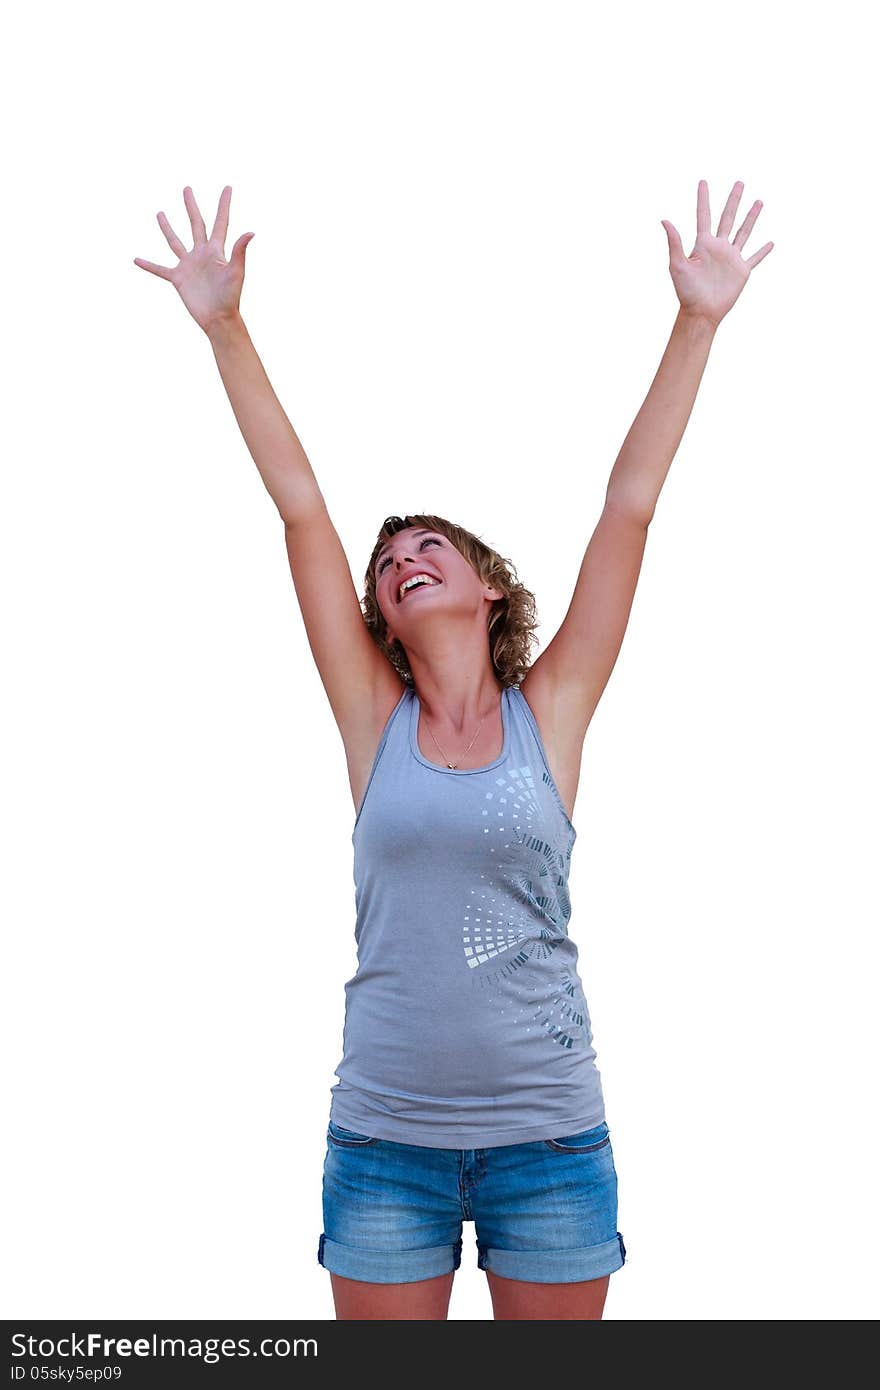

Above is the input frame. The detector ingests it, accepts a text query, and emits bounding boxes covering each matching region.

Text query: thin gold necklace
[423,708,486,770]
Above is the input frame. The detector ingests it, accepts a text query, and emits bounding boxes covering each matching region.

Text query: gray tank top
[329,681,607,1148]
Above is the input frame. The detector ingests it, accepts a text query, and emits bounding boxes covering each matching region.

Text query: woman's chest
[355,761,570,873]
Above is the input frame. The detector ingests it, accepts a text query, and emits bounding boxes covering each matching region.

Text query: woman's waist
[341,966,595,1059]
[350,926,580,981]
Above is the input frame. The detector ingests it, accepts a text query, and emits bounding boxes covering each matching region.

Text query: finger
[661,219,685,262]
[733,199,763,251]
[231,230,255,264]
[157,210,188,259]
[717,180,744,239]
[210,185,232,249]
[133,257,174,280]
[745,240,774,270]
[696,178,711,240]
[183,185,208,244]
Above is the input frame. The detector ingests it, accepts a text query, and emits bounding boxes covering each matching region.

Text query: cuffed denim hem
[317,1232,463,1284]
[477,1230,626,1283]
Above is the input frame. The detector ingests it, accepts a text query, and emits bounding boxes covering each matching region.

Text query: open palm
[133,185,255,332]
[662,179,773,328]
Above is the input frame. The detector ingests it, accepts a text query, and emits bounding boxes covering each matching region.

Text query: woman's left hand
[661,179,773,328]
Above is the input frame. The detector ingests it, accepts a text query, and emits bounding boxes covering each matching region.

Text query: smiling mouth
[397,577,442,603]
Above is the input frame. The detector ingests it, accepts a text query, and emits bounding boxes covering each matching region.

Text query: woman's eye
[379,537,440,574]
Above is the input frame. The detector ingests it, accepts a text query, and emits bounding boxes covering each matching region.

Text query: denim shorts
[318,1117,627,1285]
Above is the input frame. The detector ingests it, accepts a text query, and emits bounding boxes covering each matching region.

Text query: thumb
[661,219,684,262]
[231,231,255,267]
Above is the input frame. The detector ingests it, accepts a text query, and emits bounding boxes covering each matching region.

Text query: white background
[3,0,877,1321]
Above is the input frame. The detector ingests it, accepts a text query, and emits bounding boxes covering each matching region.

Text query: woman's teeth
[399,575,439,600]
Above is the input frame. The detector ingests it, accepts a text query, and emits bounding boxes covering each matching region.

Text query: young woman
[134,179,773,1320]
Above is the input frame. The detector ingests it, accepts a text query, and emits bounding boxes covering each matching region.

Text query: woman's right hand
[133,185,255,334]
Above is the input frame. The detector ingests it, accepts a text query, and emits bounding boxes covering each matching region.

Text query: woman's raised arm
[520,179,774,737]
[134,184,324,526]
[133,185,402,762]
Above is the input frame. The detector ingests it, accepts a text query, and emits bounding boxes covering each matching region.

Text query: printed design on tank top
[462,758,589,1051]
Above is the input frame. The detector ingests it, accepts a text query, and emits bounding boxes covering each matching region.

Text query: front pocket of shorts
[543,1121,611,1153]
[327,1120,378,1147]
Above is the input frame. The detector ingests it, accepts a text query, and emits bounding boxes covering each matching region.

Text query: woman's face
[375,527,498,647]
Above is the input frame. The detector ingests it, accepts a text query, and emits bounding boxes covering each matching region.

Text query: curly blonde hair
[360,513,539,689]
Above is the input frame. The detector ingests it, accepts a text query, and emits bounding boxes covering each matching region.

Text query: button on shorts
[317,1118,627,1285]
